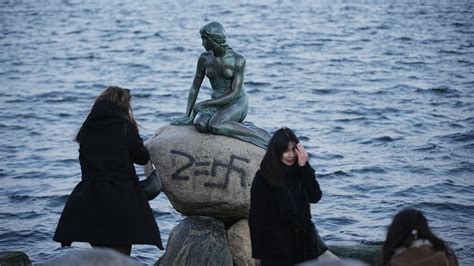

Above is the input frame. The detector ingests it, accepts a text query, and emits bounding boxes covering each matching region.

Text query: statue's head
[200,21,228,49]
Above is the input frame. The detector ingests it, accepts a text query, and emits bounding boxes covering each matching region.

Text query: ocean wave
[437,131,474,143]
[312,88,336,95]
[317,170,351,179]
[318,153,345,160]
[244,81,271,87]
[447,161,474,175]
[411,201,474,212]
[335,116,367,122]
[0,225,51,243]
[416,86,461,95]
[0,211,42,220]
[361,135,400,145]
[349,166,387,174]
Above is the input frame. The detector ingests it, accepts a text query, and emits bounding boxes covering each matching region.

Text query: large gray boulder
[145,125,265,222]
[227,219,253,266]
[156,216,233,266]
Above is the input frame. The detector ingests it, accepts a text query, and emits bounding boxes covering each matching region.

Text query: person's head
[95,86,132,114]
[260,127,299,186]
[382,208,457,265]
[75,86,137,142]
[200,21,229,51]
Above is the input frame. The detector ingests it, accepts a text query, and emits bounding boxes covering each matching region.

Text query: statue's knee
[208,123,223,134]
[194,122,208,133]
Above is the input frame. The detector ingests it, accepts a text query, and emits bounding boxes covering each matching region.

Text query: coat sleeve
[300,162,322,203]
[127,122,150,165]
[248,171,267,259]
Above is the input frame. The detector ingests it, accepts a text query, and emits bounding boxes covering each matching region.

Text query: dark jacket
[389,246,458,266]
[53,100,163,248]
[249,163,326,266]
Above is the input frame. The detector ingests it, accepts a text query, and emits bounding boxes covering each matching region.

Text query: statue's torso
[204,50,245,99]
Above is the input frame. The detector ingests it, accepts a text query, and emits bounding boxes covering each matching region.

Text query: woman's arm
[295,143,322,203]
[128,123,150,165]
[300,162,322,203]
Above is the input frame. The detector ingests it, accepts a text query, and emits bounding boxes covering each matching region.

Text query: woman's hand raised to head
[295,143,308,167]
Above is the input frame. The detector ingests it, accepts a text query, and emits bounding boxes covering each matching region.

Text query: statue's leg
[208,101,270,148]
[193,112,212,133]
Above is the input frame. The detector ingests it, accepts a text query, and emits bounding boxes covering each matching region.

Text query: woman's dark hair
[382,208,458,265]
[260,127,299,187]
[75,86,138,143]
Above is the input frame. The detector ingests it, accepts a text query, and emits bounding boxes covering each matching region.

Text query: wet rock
[145,125,264,222]
[156,216,232,266]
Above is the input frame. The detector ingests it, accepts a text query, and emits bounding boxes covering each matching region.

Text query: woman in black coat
[249,127,330,266]
[53,86,163,255]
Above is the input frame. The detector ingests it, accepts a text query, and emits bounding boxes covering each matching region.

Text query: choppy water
[1,0,473,264]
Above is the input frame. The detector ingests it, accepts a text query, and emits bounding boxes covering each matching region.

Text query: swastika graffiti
[170,149,250,189]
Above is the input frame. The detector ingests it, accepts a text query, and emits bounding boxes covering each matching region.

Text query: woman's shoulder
[252,170,266,186]
[252,170,273,190]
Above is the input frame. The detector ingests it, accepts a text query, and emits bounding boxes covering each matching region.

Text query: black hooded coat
[249,163,327,265]
[53,100,163,249]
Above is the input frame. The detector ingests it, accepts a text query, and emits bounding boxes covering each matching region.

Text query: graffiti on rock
[170,149,250,189]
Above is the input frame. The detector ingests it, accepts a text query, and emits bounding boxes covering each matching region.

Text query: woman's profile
[171,21,270,148]
[382,208,458,265]
[53,86,163,255]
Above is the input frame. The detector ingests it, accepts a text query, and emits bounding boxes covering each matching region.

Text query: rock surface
[156,216,233,266]
[0,251,31,266]
[145,125,265,221]
[227,219,253,266]
[37,248,141,266]
[328,244,382,266]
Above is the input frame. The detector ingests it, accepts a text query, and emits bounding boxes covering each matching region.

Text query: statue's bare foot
[170,116,194,125]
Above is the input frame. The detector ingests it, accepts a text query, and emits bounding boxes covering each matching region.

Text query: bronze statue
[171,21,270,148]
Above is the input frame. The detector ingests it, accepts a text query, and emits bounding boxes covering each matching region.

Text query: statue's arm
[184,53,207,116]
[230,56,246,99]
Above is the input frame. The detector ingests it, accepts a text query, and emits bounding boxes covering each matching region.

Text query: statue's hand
[192,101,209,114]
[170,116,194,125]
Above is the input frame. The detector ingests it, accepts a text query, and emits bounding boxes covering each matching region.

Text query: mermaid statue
[171,21,270,148]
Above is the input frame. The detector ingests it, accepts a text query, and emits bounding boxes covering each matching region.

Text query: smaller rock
[0,251,31,266]
[227,219,253,266]
[38,248,141,266]
[328,245,382,266]
[157,216,233,266]
[298,258,368,266]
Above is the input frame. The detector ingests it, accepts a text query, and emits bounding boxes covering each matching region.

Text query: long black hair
[382,208,458,265]
[260,127,299,187]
